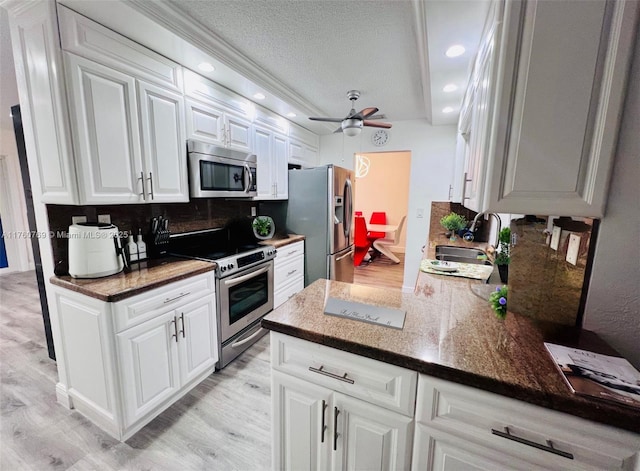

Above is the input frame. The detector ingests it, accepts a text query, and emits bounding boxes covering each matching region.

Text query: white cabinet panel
[177,296,218,385]
[7,1,79,204]
[272,371,332,471]
[117,311,180,427]
[273,133,288,198]
[333,392,413,471]
[65,53,143,204]
[254,126,274,199]
[138,80,188,202]
[226,112,252,152]
[185,98,225,146]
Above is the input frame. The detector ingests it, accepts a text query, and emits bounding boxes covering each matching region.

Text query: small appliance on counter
[68,222,127,278]
[149,216,170,257]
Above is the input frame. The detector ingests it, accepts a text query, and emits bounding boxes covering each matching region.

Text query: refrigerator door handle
[343,178,353,239]
[336,248,354,262]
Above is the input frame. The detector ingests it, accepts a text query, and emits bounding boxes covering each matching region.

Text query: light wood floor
[353,251,405,291]
[0,271,271,470]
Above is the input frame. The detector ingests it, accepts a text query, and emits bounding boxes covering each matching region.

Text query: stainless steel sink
[435,245,492,266]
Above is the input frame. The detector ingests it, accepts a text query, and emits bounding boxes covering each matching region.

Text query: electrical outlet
[566,234,580,265]
[251,206,257,217]
[97,214,111,224]
[416,208,424,218]
[71,215,87,224]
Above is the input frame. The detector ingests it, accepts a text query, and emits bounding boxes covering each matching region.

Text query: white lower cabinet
[413,375,640,471]
[274,241,305,308]
[271,333,416,471]
[52,272,217,440]
[271,334,640,471]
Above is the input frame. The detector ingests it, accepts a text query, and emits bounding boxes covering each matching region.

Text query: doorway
[352,151,411,291]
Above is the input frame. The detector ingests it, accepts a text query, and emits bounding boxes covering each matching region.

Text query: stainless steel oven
[218,259,273,366]
[187,140,257,198]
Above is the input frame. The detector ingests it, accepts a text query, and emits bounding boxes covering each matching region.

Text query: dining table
[367,223,398,234]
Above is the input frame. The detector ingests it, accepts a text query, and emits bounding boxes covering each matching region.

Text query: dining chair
[353,216,372,266]
[368,212,387,239]
[372,215,406,264]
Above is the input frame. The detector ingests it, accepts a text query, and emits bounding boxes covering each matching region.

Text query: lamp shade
[342,118,363,137]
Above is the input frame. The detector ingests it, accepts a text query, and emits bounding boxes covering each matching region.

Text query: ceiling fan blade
[352,107,379,120]
[309,117,344,122]
[366,114,385,120]
[333,126,343,134]
[363,120,392,129]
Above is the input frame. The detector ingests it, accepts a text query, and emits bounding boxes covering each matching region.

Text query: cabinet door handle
[171,317,178,342]
[308,365,354,384]
[491,427,573,460]
[180,313,185,338]
[321,400,327,443]
[147,172,154,200]
[287,269,297,276]
[163,291,190,304]
[333,406,340,451]
[462,171,472,201]
[138,172,147,200]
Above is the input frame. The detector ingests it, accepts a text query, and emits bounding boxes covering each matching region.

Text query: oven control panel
[217,247,276,277]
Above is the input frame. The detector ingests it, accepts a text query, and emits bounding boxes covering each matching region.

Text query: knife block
[149,229,170,257]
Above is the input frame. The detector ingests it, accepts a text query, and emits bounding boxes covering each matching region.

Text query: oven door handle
[231,327,266,349]
[244,164,254,194]
[223,264,271,288]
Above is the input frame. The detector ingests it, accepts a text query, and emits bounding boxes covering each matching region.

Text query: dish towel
[420,259,494,281]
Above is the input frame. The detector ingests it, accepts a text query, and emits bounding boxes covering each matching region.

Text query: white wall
[584,30,640,368]
[319,120,458,291]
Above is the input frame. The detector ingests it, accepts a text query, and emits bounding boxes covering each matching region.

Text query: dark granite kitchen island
[262,276,640,434]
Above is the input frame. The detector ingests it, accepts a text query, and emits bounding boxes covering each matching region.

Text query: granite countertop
[261,277,640,434]
[50,257,215,302]
[259,234,305,249]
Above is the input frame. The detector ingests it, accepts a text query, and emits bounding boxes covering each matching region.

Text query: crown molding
[1,0,41,16]
[126,0,334,133]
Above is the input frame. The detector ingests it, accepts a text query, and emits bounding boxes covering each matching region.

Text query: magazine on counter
[544,343,640,410]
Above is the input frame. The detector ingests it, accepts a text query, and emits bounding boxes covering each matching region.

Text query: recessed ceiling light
[287,112,297,118]
[445,45,465,58]
[443,83,458,93]
[442,107,455,114]
[198,62,215,72]
[253,93,266,100]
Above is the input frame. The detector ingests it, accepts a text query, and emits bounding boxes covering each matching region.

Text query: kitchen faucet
[464,212,502,248]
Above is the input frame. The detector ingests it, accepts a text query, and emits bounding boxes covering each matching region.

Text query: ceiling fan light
[342,118,363,137]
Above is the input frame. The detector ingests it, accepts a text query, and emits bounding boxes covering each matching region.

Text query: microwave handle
[245,164,254,194]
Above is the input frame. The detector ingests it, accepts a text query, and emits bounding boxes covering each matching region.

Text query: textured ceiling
[166,0,424,124]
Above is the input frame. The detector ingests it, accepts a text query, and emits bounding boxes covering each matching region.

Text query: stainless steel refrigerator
[286,165,354,286]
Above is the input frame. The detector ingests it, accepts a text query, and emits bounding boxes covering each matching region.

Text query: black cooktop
[169,218,261,261]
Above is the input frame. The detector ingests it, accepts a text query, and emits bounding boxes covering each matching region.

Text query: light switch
[550,226,561,251]
[566,234,580,265]
[417,208,424,218]
[97,214,111,224]
[71,215,87,224]
[251,206,257,217]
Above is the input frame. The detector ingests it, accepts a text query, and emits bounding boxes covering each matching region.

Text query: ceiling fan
[309,90,392,136]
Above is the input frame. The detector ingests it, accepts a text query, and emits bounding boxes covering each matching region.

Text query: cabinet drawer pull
[163,291,190,304]
[491,427,573,460]
[287,269,297,276]
[333,406,340,451]
[287,250,297,256]
[309,365,354,384]
[321,400,327,443]
[171,317,178,342]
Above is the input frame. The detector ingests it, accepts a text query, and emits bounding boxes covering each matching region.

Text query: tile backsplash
[47,200,287,274]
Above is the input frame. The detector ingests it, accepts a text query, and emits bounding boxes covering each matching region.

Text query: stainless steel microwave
[187,140,257,198]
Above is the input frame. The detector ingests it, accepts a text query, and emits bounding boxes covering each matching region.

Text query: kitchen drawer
[273,274,304,309]
[275,241,304,262]
[58,5,182,91]
[271,332,417,416]
[416,375,640,470]
[274,253,303,287]
[113,272,215,333]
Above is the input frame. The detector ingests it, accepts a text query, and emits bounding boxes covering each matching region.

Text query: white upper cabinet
[59,7,188,204]
[6,1,79,204]
[253,125,288,200]
[289,123,319,168]
[64,53,144,204]
[137,81,188,203]
[463,0,638,217]
[183,70,253,152]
